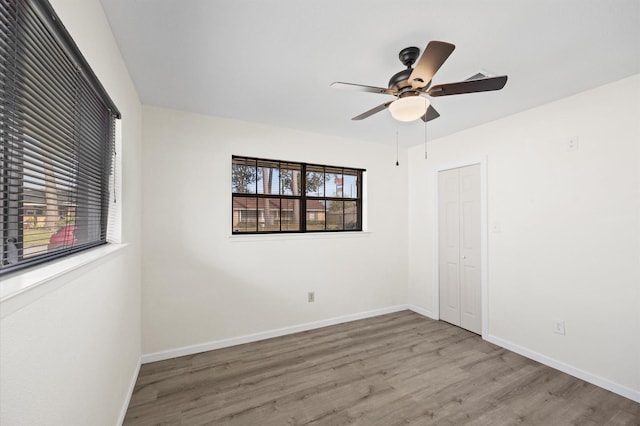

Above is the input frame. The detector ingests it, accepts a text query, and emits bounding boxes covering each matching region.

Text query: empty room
[0,0,639,425]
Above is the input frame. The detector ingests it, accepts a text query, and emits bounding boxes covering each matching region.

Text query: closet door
[438,168,461,326]
[438,164,481,334]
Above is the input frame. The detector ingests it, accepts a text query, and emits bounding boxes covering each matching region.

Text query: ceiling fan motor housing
[388,68,413,91]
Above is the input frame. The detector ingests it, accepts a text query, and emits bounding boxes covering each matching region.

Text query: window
[232,156,364,234]
[1,0,120,275]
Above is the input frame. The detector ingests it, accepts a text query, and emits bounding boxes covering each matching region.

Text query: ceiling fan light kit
[332,40,508,123]
[388,96,430,122]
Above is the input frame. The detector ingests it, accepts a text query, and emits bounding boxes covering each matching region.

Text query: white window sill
[229,231,371,242]
[0,243,128,318]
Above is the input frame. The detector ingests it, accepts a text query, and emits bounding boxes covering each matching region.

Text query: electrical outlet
[567,136,579,151]
[308,291,315,303]
[553,319,565,335]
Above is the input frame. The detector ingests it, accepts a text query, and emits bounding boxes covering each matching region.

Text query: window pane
[232,196,257,232]
[344,201,358,230]
[325,168,343,197]
[231,157,363,234]
[258,198,280,232]
[343,171,358,198]
[257,161,280,195]
[232,158,257,194]
[326,200,344,230]
[305,165,325,197]
[281,199,300,231]
[306,200,325,230]
[280,163,301,196]
[0,0,118,274]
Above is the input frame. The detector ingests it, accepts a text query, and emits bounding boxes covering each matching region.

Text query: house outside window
[231,156,364,234]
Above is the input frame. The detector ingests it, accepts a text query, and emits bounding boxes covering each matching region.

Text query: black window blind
[1,0,120,274]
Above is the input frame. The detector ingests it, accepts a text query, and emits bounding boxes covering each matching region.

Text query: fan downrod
[389,47,420,91]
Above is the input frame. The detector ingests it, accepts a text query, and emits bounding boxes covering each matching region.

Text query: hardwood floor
[124,311,639,425]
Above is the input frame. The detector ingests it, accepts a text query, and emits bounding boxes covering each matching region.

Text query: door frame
[433,157,488,337]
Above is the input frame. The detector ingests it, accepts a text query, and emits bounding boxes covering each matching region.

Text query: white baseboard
[485,334,640,403]
[136,305,638,404]
[407,304,435,319]
[118,359,141,426]
[141,305,410,364]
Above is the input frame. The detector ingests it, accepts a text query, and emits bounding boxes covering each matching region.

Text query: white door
[438,164,481,334]
[438,168,461,327]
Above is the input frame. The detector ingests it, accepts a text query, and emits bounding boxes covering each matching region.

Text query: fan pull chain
[396,123,400,166]
[424,98,428,160]
[424,120,428,160]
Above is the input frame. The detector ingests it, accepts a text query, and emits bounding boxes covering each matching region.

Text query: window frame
[0,0,120,276]
[232,156,364,234]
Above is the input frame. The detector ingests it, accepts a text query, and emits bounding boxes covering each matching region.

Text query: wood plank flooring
[124,311,639,425]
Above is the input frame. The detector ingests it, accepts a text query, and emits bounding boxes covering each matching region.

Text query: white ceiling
[99,0,640,145]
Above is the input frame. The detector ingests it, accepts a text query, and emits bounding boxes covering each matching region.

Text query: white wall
[141,106,408,355]
[0,0,143,424]
[407,74,640,399]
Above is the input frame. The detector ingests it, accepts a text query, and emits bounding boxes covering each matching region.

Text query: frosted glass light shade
[389,96,430,122]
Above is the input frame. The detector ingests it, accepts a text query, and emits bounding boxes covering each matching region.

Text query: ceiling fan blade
[427,75,508,97]
[409,41,456,89]
[421,105,440,122]
[331,82,397,96]
[352,101,394,120]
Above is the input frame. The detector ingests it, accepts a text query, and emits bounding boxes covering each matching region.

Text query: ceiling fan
[331,41,508,123]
